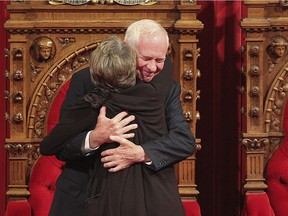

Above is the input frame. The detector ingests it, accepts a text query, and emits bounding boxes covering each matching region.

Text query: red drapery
[197,1,244,215]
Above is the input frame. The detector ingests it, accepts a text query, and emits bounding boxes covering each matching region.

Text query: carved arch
[263,62,288,161]
[265,62,288,134]
[27,42,99,139]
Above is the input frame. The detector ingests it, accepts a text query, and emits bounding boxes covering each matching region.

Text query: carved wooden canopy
[4,0,203,202]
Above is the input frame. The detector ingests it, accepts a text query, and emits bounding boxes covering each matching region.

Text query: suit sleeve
[55,131,89,160]
[141,82,196,171]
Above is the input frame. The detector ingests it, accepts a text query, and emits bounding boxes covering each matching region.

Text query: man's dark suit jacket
[43,58,196,216]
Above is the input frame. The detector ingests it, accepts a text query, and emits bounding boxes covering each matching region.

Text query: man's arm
[56,66,195,168]
[56,106,137,160]
[40,102,97,156]
[54,68,137,161]
[101,82,196,172]
[141,82,195,170]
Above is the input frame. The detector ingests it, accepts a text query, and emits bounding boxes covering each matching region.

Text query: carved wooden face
[30,36,55,63]
[266,36,288,60]
[273,45,286,58]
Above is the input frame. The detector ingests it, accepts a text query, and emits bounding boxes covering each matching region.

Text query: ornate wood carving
[241,0,288,193]
[4,0,203,202]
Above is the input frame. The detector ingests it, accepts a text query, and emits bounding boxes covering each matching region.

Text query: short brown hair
[89,36,136,92]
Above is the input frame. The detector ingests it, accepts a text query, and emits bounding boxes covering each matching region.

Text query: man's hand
[89,106,138,148]
[101,135,150,172]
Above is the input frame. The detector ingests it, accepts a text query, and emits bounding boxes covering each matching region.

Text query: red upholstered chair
[266,102,288,216]
[5,81,69,216]
[5,156,64,216]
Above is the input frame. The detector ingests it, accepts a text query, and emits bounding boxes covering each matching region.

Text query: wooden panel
[4,0,203,202]
[241,0,288,192]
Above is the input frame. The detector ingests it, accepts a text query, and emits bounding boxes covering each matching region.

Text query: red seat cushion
[242,192,275,216]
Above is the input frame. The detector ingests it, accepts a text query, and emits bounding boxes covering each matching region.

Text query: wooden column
[175,1,203,199]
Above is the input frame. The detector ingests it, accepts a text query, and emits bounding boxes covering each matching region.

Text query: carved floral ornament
[266,36,288,61]
[48,0,157,5]
[265,63,288,133]
[4,143,40,168]
[27,42,98,138]
[242,137,269,151]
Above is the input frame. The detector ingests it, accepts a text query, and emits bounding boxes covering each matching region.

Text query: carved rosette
[28,43,98,138]
[181,48,201,132]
